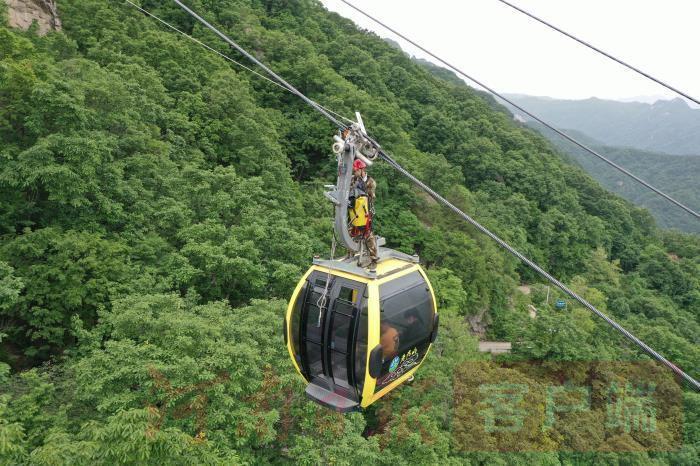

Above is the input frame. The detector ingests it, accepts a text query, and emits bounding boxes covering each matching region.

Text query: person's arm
[367,177,376,200]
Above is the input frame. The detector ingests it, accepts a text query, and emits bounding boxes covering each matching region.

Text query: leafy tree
[0,0,697,463]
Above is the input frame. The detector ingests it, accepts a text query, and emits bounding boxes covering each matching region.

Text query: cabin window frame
[375,271,435,392]
[293,271,367,402]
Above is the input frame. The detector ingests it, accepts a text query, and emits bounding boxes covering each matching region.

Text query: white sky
[320,0,700,102]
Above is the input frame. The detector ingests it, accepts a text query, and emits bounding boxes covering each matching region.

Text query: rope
[316,236,337,327]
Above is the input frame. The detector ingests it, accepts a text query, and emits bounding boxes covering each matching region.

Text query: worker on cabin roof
[351,158,376,204]
[349,158,379,269]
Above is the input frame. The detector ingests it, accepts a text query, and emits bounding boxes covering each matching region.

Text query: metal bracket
[325,113,383,254]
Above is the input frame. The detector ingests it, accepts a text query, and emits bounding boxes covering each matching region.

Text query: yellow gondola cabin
[284,253,438,412]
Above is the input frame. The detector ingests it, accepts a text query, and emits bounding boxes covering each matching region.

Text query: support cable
[167,0,700,391]
[172,0,349,130]
[495,0,700,106]
[380,150,700,392]
[339,0,700,221]
[123,1,353,125]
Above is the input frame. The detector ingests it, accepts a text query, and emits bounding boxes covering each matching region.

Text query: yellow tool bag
[349,195,370,228]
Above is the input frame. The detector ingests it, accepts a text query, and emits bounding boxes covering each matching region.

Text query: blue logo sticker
[389,356,400,372]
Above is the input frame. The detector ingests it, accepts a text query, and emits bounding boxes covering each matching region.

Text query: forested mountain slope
[524,124,700,234]
[505,94,700,156]
[1,1,699,464]
[412,62,700,233]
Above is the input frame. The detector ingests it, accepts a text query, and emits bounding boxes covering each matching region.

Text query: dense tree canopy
[1,0,698,464]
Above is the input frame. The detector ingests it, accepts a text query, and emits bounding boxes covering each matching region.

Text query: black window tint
[334,291,354,316]
[376,272,434,391]
[381,284,432,353]
[332,352,349,384]
[338,286,355,303]
[380,271,425,300]
[331,313,352,352]
[290,282,307,368]
[354,301,368,395]
[304,299,323,344]
[299,274,333,381]
[306,341,323,376]
[294,272,368,402]
[315,278,328,288]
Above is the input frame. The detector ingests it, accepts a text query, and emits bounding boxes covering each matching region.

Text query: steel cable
[339,0,700,221]
[165,0,700,391]
[123,1,354,125]
[172,0,349,130]
[380,150,700,391]
[495,0,700,106]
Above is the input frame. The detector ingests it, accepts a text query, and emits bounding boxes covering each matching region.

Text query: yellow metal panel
[373,258,415,277]
[375,263,420,286]
[310,265,373,285]
[285,267,315,380]
[360,280,380,408]
[287,261,438,409]
[416,265,438,318]
[368,263,438,405]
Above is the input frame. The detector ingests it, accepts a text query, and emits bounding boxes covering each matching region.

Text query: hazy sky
[320,0,700,102]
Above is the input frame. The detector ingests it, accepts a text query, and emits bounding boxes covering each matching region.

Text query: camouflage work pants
[365,232,378,262]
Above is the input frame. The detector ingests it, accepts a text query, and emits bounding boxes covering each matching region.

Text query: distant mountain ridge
[526,122,700,234]
[404,61,700,233]
[504,94,700,156]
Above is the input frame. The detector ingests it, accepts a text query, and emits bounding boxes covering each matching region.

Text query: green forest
[526,124,700,234]
[1,1,699,464]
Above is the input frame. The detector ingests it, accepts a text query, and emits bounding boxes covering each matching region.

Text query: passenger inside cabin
[380,322,399,360]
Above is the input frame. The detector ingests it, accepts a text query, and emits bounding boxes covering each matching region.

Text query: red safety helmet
[353,159,367,171]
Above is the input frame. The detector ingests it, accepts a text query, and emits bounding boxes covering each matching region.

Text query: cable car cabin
[284,251,438,412]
